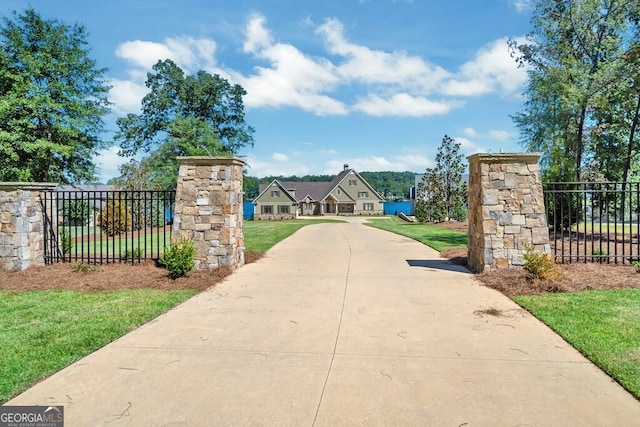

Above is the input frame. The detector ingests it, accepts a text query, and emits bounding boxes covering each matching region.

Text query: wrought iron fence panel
[543,182,640,264]
[41,190,175,264]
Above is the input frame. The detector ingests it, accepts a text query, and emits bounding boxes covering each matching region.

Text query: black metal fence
[41,190,175,264]
[543,182,640,264]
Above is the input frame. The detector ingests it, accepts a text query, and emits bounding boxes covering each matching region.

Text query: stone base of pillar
[173,157,245,270]
[467,153,550,273]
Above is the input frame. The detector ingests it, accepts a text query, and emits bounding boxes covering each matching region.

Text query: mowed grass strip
[364,216,467,252]
[1,218,343,403]
[514,289,640,399]
[0,289,197,403]
[244,218,345,253]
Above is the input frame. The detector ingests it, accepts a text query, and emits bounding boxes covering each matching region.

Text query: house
[253,164,385,220]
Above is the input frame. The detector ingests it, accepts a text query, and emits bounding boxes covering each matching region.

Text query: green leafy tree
[510,0,638,182]
[416,135,467,222]
[0,9,111,183]
[115,59,254,189]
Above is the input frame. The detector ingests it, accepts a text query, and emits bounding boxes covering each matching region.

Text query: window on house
[261,205,273,214]
[363,203,374,211]
[349,179,357,186]
[271,190,280,197]
[278,205,290,214]
[358,191,368,198]
[337,189,341,195]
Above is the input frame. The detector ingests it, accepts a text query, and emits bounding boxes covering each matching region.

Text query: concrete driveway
[8,218,640,425]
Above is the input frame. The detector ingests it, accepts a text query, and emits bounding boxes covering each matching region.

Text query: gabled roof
[253,180,298,203]
[254,166,384,203]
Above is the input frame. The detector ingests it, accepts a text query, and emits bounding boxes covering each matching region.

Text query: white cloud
[462,127,479,137]
[353,93,458,117]
[244,154,311,177]
[115,37,217,72]
[325,155,431,174]
[443,37,527,97]
[95,146,130,183]
[487,130,513,141]
[109,14,527,119]
[454,137,486,155]
[272,152,288,161]
[510,0,534,12]
[317,18,450,93]
[237,14,347,115]
[108,79,148,114]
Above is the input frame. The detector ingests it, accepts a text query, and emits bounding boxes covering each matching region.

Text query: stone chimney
[344,163,349,171]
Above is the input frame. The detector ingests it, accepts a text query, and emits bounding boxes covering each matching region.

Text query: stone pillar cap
[177,156,245,166]
[0,182,59,191]
[467,152,541,163]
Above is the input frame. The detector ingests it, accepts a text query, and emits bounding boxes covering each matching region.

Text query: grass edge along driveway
[0,218,344,404]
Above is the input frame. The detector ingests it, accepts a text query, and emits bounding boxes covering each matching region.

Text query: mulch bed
[0,251,263,292]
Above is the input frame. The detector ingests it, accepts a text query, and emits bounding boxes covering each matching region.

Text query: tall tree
[510,0,637,182]
[0,9,111,183]
[416,135,467,222]
[115,59,255,189]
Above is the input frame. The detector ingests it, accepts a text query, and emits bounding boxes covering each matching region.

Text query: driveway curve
[8,218,640,425]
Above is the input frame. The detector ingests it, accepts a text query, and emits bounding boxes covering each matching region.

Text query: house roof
[254,167,384,203]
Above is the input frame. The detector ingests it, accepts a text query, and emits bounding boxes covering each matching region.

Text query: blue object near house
[165,207,174,225]
[243,201,255,220]
[383,200,413,216]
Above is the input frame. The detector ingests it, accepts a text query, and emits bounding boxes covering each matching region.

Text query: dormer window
[271,190,280,197]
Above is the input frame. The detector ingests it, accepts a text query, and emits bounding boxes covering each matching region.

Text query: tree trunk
[575,104,588,182]
[622,93,640,185]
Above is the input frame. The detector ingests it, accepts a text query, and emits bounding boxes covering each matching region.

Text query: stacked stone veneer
[173,157,245,270]
[0,183,57,270]
[467,153,550,273]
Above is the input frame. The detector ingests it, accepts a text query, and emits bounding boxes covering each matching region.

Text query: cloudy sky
[3,0,535,181]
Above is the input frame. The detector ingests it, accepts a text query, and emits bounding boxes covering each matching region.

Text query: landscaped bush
[158,237,196,279]
[62,199,93,225]
[523,243,562,281]
[98,201,132,236]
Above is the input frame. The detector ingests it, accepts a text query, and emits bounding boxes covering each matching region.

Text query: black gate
[42,190,175,264]
[544,182,640,264]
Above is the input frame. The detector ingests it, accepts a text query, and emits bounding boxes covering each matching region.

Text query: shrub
[522,243,562,281]
[59,229,72,255]
[98,201,132,236]
[120,248,143,260]
[159,237,196,279]
[62,199,93,225]
[633,261,640,273]
[70,262,96,272]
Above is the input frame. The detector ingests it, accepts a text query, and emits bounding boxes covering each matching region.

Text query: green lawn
[515,290,640,399]
[244,218,345,253]
[364,216,467,252]
[0,218,343,403]
[0,289,197,403]
[69,229,171,259]
[573,222,639,234]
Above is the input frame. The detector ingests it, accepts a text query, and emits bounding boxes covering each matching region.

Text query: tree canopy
[114,59,255,189]
[511,0,640,182]
[0,8,111,183]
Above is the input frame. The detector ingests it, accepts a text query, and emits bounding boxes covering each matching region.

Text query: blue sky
[3,0,535,181]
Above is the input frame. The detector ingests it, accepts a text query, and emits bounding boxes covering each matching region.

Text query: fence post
[467,153,550,272]
[0,182,58,270]
[173,156,245,270]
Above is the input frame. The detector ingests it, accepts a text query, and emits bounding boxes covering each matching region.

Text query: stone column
[173,157,245,270]
[0,182,58,270]
[467,153,550,272]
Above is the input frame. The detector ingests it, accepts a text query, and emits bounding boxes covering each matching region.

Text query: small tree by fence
[416,135,467,222]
